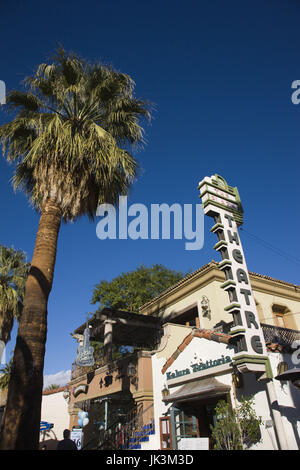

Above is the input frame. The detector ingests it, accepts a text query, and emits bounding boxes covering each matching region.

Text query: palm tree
[43,384,60,391]
[0,359,13,391]
[0,48,150,449]
[0,245,29,345]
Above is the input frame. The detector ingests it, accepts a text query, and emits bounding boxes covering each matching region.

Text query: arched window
[272,304,291,329]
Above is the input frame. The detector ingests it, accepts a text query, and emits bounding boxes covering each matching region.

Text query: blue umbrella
[40,421,54,431]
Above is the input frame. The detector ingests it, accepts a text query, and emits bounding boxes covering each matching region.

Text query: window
[171,408,199,447]
[272,304,291,329]
[170,306,200,327]
[275,313,285,328]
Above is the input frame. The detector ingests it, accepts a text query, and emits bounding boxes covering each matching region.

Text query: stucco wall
[253,290,300,330]
[40,390,69,442]
[160,281,300,331]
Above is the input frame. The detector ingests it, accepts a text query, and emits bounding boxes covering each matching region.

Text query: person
[56,429,78,450]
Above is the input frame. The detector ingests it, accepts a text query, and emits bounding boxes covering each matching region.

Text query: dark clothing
[57,438,78,450]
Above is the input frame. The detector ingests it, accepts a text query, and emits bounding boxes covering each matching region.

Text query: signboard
[70,429,83,450]
[178,438,209,450]
[75,326,94,367]
[199,175,243,225]
[198,175,270,377]
[166,355,231,380]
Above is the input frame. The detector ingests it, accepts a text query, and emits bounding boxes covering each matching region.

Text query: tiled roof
[161,328,290,374]
[42,386,67,396]
[161,328,230,374]
[249,272,300,288]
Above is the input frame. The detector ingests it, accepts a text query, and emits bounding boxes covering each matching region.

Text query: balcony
[71,308,161,382]
[261,323,300,351]
[214,320,300,352]
[71,345,146,381]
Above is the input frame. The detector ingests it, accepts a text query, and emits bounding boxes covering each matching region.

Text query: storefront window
[170,407,198,448]
[169,396,229,449]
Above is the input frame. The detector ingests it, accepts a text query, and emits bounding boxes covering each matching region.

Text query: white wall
[151,334,235,450]
[40,391,69,442]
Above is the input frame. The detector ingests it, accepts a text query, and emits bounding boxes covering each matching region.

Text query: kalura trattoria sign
[198,175,271,377]
[166,355,231,381]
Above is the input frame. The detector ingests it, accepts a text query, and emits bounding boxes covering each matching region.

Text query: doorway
[170,394,229,449]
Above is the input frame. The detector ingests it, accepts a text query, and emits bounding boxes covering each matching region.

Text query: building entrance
[169,394,229,449]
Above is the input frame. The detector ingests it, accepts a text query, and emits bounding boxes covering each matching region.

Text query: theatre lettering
[198,175,270,375]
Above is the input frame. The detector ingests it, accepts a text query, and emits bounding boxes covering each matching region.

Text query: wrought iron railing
[97,402,154,450]
[71,343,155,381]
[214,321,300,351]
[81,401,155,450]
[121,402,154,450]
[261,323,300,349]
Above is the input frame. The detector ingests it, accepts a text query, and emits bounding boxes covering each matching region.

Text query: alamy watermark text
[96,196,204,250]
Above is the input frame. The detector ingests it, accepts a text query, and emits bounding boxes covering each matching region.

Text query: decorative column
[68,403,81,429]
[132,352,154,427]
[198,174,288,450]
[103,319,116,362]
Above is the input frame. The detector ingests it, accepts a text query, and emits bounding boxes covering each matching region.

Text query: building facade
[67,263,300,450]
[139,260,300,333]
[67,175,300,450]
[151,322,300,450]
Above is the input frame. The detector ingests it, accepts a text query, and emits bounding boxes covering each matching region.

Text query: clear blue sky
[1,0,300,375]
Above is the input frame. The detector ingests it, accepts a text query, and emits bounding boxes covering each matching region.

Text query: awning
[163,377,231,404]
[75,390,134,410]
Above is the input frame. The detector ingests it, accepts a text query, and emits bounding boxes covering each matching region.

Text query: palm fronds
[0,358,13,390]
[0,47,151,221]
[0,245,29,343]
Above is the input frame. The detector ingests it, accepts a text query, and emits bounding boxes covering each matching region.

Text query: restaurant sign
[166,355,231,380]
[75,324,94,367]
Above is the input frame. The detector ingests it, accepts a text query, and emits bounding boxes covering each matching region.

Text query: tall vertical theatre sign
[199,175,271,377]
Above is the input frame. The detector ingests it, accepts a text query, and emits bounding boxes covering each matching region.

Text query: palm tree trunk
[0,199,62,450]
